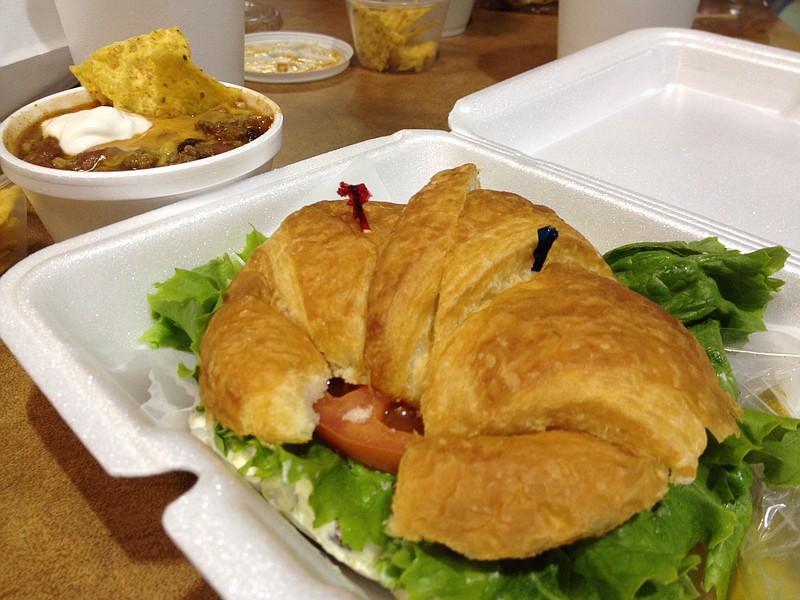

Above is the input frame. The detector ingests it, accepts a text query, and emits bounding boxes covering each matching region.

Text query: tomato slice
[313,385,422,474]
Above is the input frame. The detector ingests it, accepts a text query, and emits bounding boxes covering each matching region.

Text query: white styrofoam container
[1,129,799,599]
[2,28,800,599]
[449,28,800,256]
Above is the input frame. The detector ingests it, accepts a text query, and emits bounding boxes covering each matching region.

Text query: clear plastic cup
[346,0,450,72]
[443,0,476,36]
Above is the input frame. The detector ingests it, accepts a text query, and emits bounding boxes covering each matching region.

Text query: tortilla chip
[69,27,240,118]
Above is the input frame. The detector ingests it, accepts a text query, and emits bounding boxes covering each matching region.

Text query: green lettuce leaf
[213,422,395,554]
[311,456,395,551]
[604,238,788,342]
[383,543,580,600]
[688,319,739,400]
[708,408,800,488]
[140,228,266,356]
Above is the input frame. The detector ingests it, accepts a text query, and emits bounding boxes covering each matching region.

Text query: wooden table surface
[2,2,799,598]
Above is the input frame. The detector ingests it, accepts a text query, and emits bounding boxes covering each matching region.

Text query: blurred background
[3,0,800,121]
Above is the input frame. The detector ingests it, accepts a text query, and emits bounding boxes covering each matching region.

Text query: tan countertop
[2,2,799,598]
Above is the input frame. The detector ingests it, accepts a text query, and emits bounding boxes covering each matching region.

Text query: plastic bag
[726,330,800,598]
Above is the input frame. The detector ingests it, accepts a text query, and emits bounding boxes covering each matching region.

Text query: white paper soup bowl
[0,84,283,242]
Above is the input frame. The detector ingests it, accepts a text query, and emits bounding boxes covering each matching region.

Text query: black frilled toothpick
[532,226,559,272]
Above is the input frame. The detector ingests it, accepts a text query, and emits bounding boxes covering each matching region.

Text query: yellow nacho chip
[69,27,240,118]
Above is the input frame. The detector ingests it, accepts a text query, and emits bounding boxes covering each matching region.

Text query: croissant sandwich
[141,163,798,598]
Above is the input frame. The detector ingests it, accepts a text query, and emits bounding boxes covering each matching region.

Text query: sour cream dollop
[42,106,152,155]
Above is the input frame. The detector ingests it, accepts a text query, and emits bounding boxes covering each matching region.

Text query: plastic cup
[346,0,450,72]
[557,0,700,57]
[443,0,476,36]
[52,0,245,84]
[245,2,283,33]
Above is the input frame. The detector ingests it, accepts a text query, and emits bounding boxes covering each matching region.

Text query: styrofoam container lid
[449,28,800,256]
[1,130,798,598]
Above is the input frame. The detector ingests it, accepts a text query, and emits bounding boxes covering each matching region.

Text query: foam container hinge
[1,129,799,598]
[449,28,800,256]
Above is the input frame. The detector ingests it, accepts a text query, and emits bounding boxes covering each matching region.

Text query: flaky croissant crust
[199,164,742,560]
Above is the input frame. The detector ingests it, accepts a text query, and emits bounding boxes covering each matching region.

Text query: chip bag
[70,27,240,118]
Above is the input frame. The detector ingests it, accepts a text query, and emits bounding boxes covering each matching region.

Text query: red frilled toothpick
[338,182,372,232]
